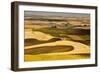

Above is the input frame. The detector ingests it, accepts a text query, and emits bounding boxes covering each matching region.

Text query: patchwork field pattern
[24,11,90,61]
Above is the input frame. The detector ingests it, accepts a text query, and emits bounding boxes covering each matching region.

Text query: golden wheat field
[24,11,90,62]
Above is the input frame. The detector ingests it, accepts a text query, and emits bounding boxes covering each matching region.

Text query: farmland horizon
[24,11,90,61]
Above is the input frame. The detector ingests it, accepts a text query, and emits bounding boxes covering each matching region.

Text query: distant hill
[25,30,54,41]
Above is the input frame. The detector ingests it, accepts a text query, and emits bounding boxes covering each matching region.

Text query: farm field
[24,11,90,62]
